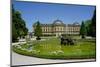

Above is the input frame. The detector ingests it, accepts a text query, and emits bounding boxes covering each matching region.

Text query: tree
[34,21,42,40]
[85,20,92,36]
[90,8,96,37]
[12,23,18,42]
[80,21,87,39]
[12,5,28,42]
[84,8,96,37]
[12,5,19,42]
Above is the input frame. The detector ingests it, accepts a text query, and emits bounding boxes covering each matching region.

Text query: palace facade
[33,20,80,36]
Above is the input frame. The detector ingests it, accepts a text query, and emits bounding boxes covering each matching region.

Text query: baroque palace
[33,19,80,36]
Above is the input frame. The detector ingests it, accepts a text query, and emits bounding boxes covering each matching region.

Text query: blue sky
[13,0,95,32]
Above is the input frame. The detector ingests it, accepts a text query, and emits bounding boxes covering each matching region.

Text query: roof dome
[53,19,64,25]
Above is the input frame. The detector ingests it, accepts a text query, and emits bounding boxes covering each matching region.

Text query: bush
[36,37,41,40]
[60,36,75,45]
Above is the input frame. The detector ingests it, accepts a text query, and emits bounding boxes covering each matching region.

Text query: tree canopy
[34,21,42,40]
[80,21,87,38]
[84,20,92,36]
[84,8,96,37]
[12,5,28,42]
[90,9,96,37]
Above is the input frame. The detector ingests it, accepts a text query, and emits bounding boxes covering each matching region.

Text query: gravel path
[12,51,95,66]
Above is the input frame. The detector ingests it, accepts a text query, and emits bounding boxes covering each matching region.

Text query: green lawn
[13,37,96,59]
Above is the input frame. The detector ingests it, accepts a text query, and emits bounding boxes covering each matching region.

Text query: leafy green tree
[12,23,18,42]
[12,5,28,42]
[85,20,92,36]
[84,9,96,37]
[34,21,42,40]
[90,8,96,37]
[12,5,18,42]
[80,21,87,39]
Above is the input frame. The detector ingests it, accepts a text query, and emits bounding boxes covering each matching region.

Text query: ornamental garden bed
[12,37,96,59]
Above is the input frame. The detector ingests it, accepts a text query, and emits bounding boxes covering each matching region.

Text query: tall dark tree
[80,21,86,39]
[84,8,96,37]
[90,8,96,37]
[12,23,18,42]
[12,5,28,42]
[85,20,92,36]
[34,21,42,40]
[12,5,19,42]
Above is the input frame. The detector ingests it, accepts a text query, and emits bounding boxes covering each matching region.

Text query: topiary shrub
[60,36,75,45]
[36,36,41,40]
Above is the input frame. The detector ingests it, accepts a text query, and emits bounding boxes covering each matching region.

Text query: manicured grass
[13,37,96,59]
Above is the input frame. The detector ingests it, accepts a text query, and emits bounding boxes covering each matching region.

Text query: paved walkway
[12,51,95,66]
